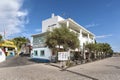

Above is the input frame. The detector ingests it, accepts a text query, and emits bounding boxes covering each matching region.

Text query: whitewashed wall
[31,47,52,60]
[42,16,64,32]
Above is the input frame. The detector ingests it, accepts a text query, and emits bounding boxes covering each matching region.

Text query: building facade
[31,14,95,62]
[0,40,17,58]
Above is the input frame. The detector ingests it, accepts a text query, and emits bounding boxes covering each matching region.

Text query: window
[40,50,45,56]
[8,47,14,51]
[48,24,56,27]
[10,52,13,55]
[34,50,38,56]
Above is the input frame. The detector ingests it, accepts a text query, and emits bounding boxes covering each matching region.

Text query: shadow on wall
[29,58,50,63]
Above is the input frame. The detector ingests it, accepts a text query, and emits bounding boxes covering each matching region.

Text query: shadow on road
[61,70,98,80]
[46,62,98,80]
[106,65,120,69]
[45,63,60,68]
[0,56,36,68]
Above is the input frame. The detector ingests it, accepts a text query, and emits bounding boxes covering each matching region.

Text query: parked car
[0,48,6,63]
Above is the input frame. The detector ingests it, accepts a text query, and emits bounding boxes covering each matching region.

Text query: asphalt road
[0,56,35,68]
[0,57,120,80]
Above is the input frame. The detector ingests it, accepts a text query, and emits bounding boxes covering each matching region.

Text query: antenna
[62,13,70,18]
[3,24,6,40]
[3,28,6,40]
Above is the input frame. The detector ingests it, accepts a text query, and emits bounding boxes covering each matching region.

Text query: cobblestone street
[0,57,120,80]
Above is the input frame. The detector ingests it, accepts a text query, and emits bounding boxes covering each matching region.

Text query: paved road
[0,56,35,68]
[0,57,120,80]
[67,57,120,80]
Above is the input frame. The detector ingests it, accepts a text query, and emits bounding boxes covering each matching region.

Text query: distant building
[31,14,95,62]
[20,43,32,56]
[0,40,17,58]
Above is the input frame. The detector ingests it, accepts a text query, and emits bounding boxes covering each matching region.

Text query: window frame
[40,50,45,56]
[34,50,38,56]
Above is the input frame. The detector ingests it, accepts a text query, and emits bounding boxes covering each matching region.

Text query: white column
[80,29,82,38]
[66,21,69,28]
[93,37,95,43]
[88,34,90,43]
[79,29,83,51]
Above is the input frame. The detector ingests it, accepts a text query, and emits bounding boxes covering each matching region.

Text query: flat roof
[31,32,47,37]
[59,18,95,36]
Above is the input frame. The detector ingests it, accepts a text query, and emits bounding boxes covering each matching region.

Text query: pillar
[66,21,69,28]
[80,29,82,38]
[87,34,90,43]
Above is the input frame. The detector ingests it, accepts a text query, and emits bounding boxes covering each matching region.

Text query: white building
[31,14,95,62]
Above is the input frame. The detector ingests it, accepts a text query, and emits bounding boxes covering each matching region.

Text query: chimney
[51,13,55,18]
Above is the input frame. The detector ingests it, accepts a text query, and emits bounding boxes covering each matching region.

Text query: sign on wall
[58,52,70,61]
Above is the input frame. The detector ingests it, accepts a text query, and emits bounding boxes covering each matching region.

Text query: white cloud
[85,23,99,28]
[112,46,120,52]
[96,34,112,39]
[35,28,42,32]
[0,0,28,38]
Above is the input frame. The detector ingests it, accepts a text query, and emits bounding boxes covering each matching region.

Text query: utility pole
[3,28,6,40]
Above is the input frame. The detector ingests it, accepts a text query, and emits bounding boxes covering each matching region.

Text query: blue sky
[0,0,120,52]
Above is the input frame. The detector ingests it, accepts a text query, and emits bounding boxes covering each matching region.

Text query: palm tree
[12,37,30,51]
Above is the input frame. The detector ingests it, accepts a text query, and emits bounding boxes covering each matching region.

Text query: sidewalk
[47,57,112,69]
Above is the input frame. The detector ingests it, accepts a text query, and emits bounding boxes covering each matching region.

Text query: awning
[0,40,16,48]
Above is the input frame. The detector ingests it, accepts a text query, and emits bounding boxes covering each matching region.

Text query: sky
[0,0,120,52]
